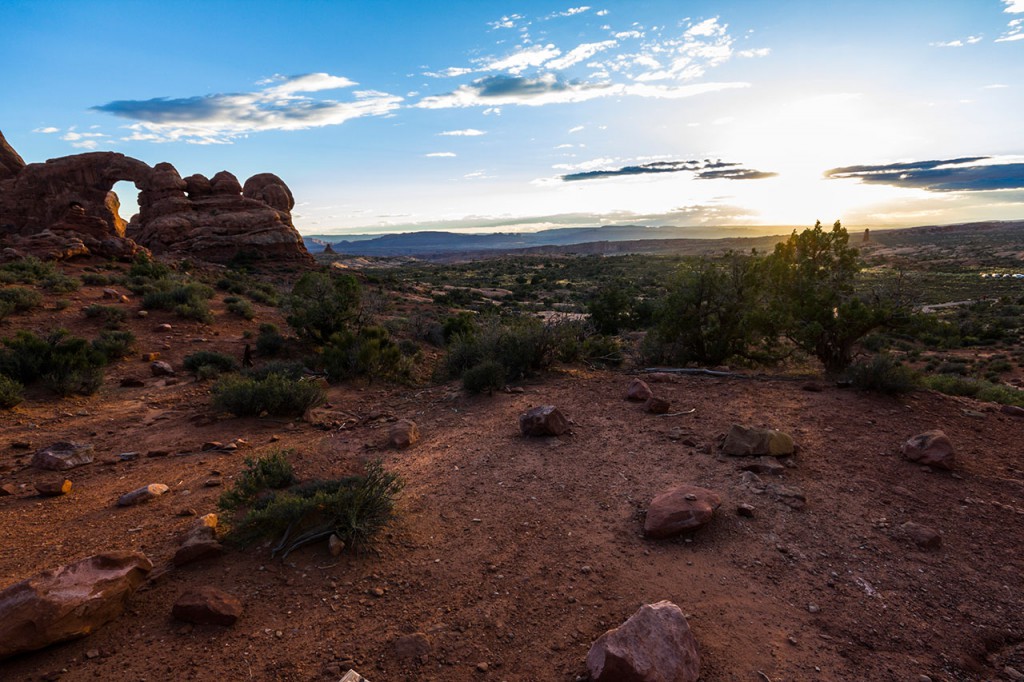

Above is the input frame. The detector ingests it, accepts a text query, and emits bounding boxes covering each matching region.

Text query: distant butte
[0,129,313,265]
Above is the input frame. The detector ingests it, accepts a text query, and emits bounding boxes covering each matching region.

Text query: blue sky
[2,0,1023,235]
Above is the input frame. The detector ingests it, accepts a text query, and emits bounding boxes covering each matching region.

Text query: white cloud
[32,126,59,134]
[482,44,562,74]
[94,73,402,144]
[568,125,585,133]
[931,35,982,47]
[489,14,523,30]
[984,83,1009,88]
[596,9,608,16]
[737,47,771,58]
[423,66,474,78]
[1004,0,1024,12]
[614,30,643,39]
[425,152,456,157]
[560,6,591,16]
[438,128,486,136]
[546,40,618,70]
[996,31,1024,41]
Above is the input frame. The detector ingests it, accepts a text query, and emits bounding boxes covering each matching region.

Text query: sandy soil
[1,271,1024,682]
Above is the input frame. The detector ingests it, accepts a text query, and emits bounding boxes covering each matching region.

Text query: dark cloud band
[825,157,1024,192]
[561,159,776,182]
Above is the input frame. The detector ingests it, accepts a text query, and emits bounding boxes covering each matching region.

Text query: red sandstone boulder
[389,419,421,449]
[32,441,95,471]
[586,600,700,682]
[901,430,955,470]
[519,405,570,437]
[644,485,722,538]
[0,552,152,659]
[721,424,795,457]
[172,586,243,626]
[626,379,654,402]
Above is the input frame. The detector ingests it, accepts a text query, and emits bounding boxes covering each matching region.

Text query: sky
[2,0,1023,236]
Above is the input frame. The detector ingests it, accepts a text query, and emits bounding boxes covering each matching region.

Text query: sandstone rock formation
[0,129,312,264]
[644,485,722,538]
[901,430,955,470]
[625,379,654,402]
[0,551,152,659]
[388,419,421,449]
[172,586,243,626]
[586,600,701,682]
[519,405,570,437]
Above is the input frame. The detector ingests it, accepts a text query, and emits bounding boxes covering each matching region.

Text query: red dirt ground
[2,268,1024,682]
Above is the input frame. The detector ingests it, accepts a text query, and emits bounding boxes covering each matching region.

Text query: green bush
[322,326,409,383]
[212,372,326,417]
[219,450,296,511]
[286,271,361,344]
[183,350,239,375]
[83,304,127,328]
[442,313,476,343]
[0,374,23,409]
[142,282,215,323]
[0,287,43,319]
[225,460,402,557]
[0,257,80,292]
[847,354,919,395]
[244,360,307,381]
[462,360,506,394]
[256,323,286,356]
[581,334,624,367]
[92,330,136,361]
[224,296,256,320]
[446,315,554,382]
[80,273,110,286]
[922,374,1024,407]
[38,332,107,396]
[127,253,171,282]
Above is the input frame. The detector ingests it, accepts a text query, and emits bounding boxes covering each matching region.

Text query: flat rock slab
[739,457,786,476]
[901,430,955,470]
[173,520,223,566]
[35,479,72,497]
[902,521,942,550]
[644,485,722,538]
[0,552,152,660]
[587,600,700,682]
[721,424,795,457]
[172,586,242,626]
[117,483,170,507]
[519,405,569,437]
[31,442,94,471]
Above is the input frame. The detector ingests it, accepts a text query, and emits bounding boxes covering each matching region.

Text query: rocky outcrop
[0,129,312,264]
[0,552,152,660]
[586,601,701,682]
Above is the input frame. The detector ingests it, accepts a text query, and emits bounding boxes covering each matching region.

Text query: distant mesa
[0,129,312,265]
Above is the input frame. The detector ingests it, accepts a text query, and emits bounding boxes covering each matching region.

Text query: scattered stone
[388,419,420,449]
[119,377,145,388]
[146,449,170,458]
[807,604,820,614]
[721,424,795,457]
[477,662,489,672]
[137,310,148,318]
[141,352,160,362]
[644,397,671,414]
[625,379,654,402]
[902,522,942,550]
[203,478,221,487]
[201,441,223,451]
[0,483,19,496]
[155,323,172,332]
[519,405,569,437]
[645,372,675,383]
[101,288,121,300]
[329,534,345,557]
[0,552,152,660]
[31,442,94,471]
[736,503,756,518]
[644,485,722,538]
[370,587,386,598]
[1004,666,1024,682]
[768,484,807,510]
[10,441,32,449]
[391,632,431,661]
[173,516,223,566]
[586,600,700,682]
[116,452,139,462]
[150,360,175,377]
[901,430,955,470]
[339,671,368,682]
[739,471,765,491]
[171,587,242,626]
[1000,404,1024,418]
[35,479,72,497]
[738,457,786,476]
[116,483,169,507]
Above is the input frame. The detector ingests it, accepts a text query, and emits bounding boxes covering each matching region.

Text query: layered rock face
[0,130,312,264]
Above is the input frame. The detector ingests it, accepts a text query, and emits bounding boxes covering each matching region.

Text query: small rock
[768,484,806,510]
[201,442,223,451]
[150,361,174,377]
[1004,666,1024,682]
[155,323,172,332]
[203,478,221,488]
[116,452,139,462]
[339,671,367,682]
[370,587,385,597]
[116,483,169,507]
[902,522,942,550]
[146,449,170,458]
[736,503,755,518]
[1000,404,1024,418]
[738,457,785,476]
[644,485,722,538]
[721,424,795,457]
[328,534,345,557]
[518,405,569,437]
[645,372,675,383]
[172,520,223,567]
[172,587,242,626]
[119,377,145,388]
[31,442,94,471]
[136,310,148,318]
[388,419,420,449]
[644,397,671,414]
[587,601,700,682]
[901,430,955,470]
[476,662,489,672]
[141,352,159,362]
[84,649,100,659]
[0,483,18,496]
[807,604,820,614]
[35,479,72,497]
[625,379,654,402]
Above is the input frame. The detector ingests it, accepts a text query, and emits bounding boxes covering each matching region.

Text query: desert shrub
[225,460,402,557]
[256,323,286,356]
[462,359,506,394]
[0,287,43,319]
[0,374,24,409]
[142,282,215,323]
[80,273,110,286]
[442,313,477,343]
[38,332,107,396]
[0,330,50,383]
[321,326,410,383]
[581,334,624,367]
[224,296,256,320]
[219,450,296,511]
[446,315,554,382]
[127,253,171,282]
[0,257,80,292]
[286,271,361,344]
[92,330,136,361]
[922,374,1024,407]
[244,360,308,381]
[248,282,281,306]
[184,350,239,375]
[847,354,919,395]
[83,304,127,328]
[212,372,326,417]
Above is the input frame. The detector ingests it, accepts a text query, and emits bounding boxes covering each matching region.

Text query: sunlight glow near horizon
[3,0,1023,235]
